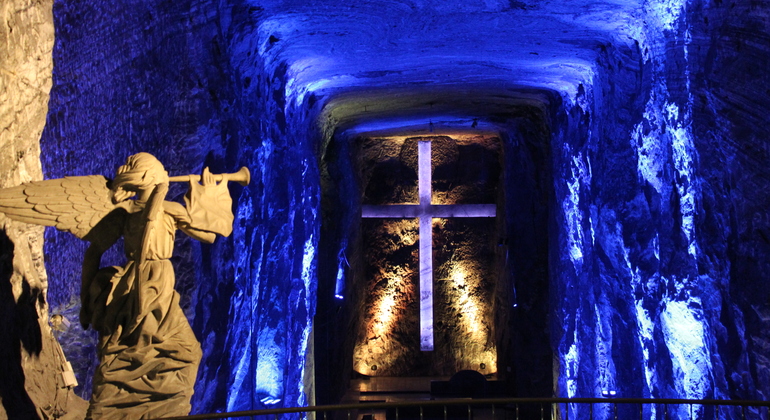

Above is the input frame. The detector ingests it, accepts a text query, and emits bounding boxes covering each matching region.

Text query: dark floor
[342,376,449,404]
[338,376,509,420]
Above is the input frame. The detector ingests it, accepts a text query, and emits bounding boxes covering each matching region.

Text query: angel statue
[0,153,249,419]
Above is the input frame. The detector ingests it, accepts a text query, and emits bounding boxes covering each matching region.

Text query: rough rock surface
[0,0,87,418]
[40,0,320,412]
[9,0,770,416]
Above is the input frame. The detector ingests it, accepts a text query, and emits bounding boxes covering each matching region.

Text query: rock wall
[499,112,555,399]
[690,0,770,402]
[550,1,770,417]
[40,0,320,413]
[0,0,87,418]
[216,6,321,410]
[10,0,770,416]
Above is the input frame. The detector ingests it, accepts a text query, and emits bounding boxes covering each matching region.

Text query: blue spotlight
[259,394,283,406]
[334,247,348,300]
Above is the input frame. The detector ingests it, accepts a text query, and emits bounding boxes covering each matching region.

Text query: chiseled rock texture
[41,0,319,412]
[0,0,87,418]
[12,0,770,417]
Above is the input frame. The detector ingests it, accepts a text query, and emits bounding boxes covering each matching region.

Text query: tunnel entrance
[316,120,553,404]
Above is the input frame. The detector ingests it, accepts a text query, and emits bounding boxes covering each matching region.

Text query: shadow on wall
[0,229,43,419]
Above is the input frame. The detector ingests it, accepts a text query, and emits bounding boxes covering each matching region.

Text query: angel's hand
[202,167,216,186]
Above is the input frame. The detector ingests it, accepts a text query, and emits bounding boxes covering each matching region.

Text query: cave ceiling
[253,0,645,136]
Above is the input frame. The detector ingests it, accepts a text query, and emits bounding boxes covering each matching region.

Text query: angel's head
[112,153,169,203]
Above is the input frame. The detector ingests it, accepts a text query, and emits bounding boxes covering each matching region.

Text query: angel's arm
[80,246,102,329]
[181,224,217,244]
[80,208,125,328]
[82,222,122,285]
[82,242,112,302]
[164,201,216,244]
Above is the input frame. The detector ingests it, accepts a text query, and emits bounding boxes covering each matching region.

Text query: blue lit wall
[550,1,770,418]
[41,0,319,412]
[36,0,770,416]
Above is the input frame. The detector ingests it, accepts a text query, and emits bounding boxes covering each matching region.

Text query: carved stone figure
[0,153,249,418]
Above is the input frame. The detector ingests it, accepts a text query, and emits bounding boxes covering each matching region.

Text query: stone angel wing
[0,176,118,241]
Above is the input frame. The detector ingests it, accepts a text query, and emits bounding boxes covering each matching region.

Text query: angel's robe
[85,181,232,419]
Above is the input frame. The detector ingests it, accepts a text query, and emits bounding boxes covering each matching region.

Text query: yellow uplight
[449,263,497,373]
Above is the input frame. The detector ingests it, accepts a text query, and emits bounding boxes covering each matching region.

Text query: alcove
[353,134,500,377]
[315,107,555,404]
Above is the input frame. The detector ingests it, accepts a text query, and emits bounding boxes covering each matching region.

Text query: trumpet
[169,166,251,186]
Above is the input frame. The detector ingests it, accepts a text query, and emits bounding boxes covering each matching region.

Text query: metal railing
[157,398,770,420]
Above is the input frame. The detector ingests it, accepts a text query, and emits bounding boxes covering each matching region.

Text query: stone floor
[339,376,507,420]
[342,376,449,404]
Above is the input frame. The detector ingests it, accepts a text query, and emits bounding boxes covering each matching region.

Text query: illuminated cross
[362,139,496,351]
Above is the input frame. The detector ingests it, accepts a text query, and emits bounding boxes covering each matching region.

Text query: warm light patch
[352,265,417,375]
[450,265,485,341]
[434,240,497,374]
[353,219,419,376]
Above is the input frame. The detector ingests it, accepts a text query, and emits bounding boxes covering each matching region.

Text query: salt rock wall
[498,113,554,399]
[0,0,87,418]
[690,0,770,402]
[551,0,770,418]
[40,0,319,413]
[18,0,770,416]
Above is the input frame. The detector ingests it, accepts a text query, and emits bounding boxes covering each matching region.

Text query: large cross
[362,139,496,351]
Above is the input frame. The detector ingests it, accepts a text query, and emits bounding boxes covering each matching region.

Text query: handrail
[156,397,770,420]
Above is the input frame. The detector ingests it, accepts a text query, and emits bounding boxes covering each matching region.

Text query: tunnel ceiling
[254,0,645,135]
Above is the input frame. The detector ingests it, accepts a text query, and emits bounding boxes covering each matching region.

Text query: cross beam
[362,140,496,351]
